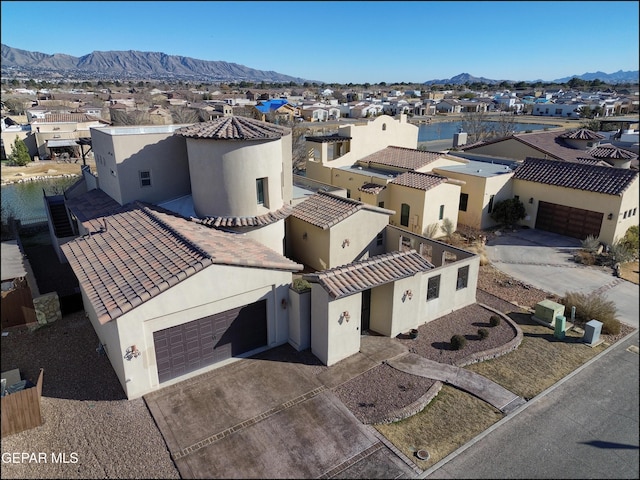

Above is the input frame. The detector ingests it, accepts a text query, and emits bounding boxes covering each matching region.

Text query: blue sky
[1,1,638,84]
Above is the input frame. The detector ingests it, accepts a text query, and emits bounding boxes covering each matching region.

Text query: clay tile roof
[358,182,387,194]
[291,192,366,229]
[61,203,301,324]
[31,113,107,124]
[513,158,638,196]
[176,116,290,140]
[390,171,447,191]
[559,128,605,140]
[304,250,433,299]
[192,204,293,228]
[590,145,637,160]
[305,133,352,143]
[66,188,123,224]
[358,146,445,171]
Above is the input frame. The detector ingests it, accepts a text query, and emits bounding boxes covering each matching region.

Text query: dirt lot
[1,159,96,184]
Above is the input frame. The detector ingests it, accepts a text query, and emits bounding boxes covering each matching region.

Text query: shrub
[478,328,489,340]
[609,241,635,265]
[561,291,620,334]
[490,198,526,228]
[574,250,596,266]
[450,334,467,350]
[489,315,501,327]
[621,225,639,255]
[580,235,600,254]
[8,137,31,166]
[291,278,311,293]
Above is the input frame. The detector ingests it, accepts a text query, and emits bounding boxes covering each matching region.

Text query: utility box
[453,132,467,148]
[533,300,565,327]
[583,320,603,346]
[554,315,566,339]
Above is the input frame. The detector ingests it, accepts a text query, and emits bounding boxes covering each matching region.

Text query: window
[624,211,628,219]
[514,195,519,202]
[427,275,440,300]
[346,189,351,198]
[633,208,637,216]
[376,233,383,246]
[400,203,410,227]
[488,195,495,214]
[378,201,385,208]
[459,193,468,212]
[439,205,444,220]
[256,177,267,205]
[456,265,469,290]
[139,170,151,187]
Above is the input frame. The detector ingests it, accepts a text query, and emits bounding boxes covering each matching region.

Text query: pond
[1,176,79,224]
[418,121,557,142]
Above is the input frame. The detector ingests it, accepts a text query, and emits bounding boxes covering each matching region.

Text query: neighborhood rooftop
[176,116,291,140]
[358,146,447,171]
[61,203,301,324]
[304,250,434,299]
[513,157,638,196]
[291,191,392,229]
[390,171,448,190]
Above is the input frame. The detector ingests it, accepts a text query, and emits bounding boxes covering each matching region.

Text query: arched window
[382,123,387,131]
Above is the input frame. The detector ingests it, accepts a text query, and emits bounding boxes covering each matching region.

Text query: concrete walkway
[387,354,526,414]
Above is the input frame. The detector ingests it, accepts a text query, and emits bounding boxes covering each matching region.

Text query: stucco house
[286,191,393,271]
[460,128,638,169]
[50,115,483,399]
[511,157,638,244]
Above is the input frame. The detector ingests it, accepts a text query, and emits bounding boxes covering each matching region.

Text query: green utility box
[533,300,565,327]
[554,315,566,339]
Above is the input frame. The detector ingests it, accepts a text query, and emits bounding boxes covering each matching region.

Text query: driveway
[144,337,419,479]
[485,228,639,328]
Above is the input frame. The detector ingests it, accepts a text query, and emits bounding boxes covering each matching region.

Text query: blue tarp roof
[255,99,289,113]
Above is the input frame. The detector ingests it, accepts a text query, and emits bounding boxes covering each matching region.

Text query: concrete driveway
[485,228,639,328]
[144,338,419,479]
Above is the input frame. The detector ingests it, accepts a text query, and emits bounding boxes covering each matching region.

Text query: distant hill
[0,44,313,84]
[424,70,639,85]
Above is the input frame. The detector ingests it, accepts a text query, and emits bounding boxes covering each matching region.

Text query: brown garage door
[154,300,267,383]
[535,201,603,240]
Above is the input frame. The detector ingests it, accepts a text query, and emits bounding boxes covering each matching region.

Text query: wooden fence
[1,277,37,328]
[1,369,44,437]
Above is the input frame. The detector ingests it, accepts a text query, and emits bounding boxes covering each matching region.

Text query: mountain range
[1,44,638,85]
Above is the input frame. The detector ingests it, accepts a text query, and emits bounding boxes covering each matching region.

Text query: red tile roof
[291,192,391,229]
[61,203,301,324]
[358,146,445,171]
[590,145,637,160]
[358,183,387,194]
[390,171,447,191]
[513,158,638,196]
[559,128,605,140]
[176,116,290,140]
[66,189,123,224]
[31,113,108,124]
[304,250,433,299]
[193,204,293,228]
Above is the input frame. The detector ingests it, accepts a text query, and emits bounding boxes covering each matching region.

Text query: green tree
[8,137,31,166]
[490,198,526,227]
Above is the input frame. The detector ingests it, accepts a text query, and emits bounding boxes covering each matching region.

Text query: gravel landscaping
[1,261,634,478]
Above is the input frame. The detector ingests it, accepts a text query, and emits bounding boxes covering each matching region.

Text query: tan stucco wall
[287,219,330,271]
[311,287,362,366]
[328,210,389,267]
[388,182,460,237]
[229,220,286,255]
[187,137,285,218]
[91,126,191,206]
[433,169,514,229]
[81,264,293,399]
[514,178,639,245]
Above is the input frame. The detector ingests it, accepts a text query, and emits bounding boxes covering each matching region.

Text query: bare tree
[494,113,517,138]
[460,110,494,143]
[170,106,199,124]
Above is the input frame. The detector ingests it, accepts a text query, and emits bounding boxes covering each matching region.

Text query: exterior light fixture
[404,289,413,300]
[281,298,288,309]
[342,239,350,248]
[124,345,141,361]
[607,213,613,220]
[529,197,534,204]
[342,311,350,322]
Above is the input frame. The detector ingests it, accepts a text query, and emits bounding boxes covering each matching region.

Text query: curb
[417,327,639,478]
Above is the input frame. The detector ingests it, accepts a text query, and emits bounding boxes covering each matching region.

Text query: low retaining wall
[1,173,79,186]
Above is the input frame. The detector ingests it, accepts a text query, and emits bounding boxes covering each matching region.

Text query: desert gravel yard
[1,263,634,479]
